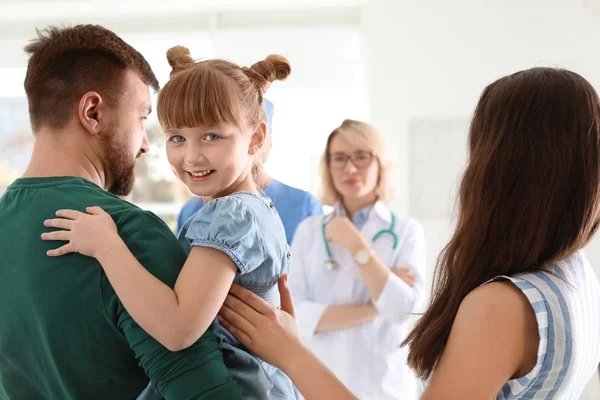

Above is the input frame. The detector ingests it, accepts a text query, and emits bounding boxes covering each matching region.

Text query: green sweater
[0,177,243,400]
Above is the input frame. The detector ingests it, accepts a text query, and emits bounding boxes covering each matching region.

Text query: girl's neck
[203,170,258,203]
[342,192,378,221]
[254,170,274,189]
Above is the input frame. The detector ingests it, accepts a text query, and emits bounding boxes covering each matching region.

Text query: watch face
[355,249,370,265]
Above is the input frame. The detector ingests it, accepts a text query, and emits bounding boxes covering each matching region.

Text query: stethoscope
[321,210,398,271]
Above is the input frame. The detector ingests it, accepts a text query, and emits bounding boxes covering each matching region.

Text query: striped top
[493,251,600,400]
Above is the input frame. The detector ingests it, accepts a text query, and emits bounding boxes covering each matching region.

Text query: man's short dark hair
[24,24,159,132]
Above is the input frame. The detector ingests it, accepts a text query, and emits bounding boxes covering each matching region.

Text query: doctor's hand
[218,275,304,372]
[326,216,369,252]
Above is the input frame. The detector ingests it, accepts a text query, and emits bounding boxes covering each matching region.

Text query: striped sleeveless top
[493,251,600,399]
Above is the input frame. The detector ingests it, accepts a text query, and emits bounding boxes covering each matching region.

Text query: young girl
[42,46,297,400]
[216,67,600,400]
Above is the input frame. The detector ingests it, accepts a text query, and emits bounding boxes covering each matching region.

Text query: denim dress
[139,192,297,400]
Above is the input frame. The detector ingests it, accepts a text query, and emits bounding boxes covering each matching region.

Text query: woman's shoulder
[455,281,538,357]
[450,281,538,372]
[463,280,532,316]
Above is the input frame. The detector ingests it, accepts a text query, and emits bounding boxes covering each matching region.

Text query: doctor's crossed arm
[393,267,417,287]
[325,214,425,324]
[325,216,415,294]
[295,216,422,334]
[287,220,379,336]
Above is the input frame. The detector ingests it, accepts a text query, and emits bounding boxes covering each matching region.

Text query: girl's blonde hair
[157,46,291,177]
[319,119,397,206]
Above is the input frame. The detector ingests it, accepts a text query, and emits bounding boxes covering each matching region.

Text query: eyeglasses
[327,151,374,170]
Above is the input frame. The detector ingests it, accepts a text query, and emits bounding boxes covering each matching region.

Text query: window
[0,27,366,230]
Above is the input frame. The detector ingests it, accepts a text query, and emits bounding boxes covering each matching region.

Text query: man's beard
[103,124,137,197]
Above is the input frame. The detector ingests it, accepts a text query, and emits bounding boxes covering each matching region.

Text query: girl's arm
[99,240,236,351]
[42,207,237,351]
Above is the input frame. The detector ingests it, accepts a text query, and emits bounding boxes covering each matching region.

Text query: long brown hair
[403,67,600,379]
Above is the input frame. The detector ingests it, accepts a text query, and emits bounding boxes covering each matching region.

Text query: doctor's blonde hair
[319,119,398,206]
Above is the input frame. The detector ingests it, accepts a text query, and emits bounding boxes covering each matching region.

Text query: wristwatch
[354,248,373,266]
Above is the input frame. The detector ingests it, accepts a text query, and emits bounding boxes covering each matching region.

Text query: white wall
[363,0,600,279]
[362,0,600,397]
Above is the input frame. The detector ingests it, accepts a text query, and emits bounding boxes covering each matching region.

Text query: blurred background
[1,0,599,397]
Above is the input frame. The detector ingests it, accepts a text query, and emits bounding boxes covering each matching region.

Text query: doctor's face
[328,134,380,201]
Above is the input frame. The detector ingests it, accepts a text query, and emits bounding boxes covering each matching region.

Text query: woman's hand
[218,275,303,372]
[41,206,119,259]
[325,216,368,252]
[220,276,359,400]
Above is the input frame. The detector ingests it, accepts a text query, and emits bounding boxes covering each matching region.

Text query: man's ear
[78,91,104,136]
[248,121,267,156]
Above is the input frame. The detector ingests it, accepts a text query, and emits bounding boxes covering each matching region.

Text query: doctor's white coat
[288,201,426,400]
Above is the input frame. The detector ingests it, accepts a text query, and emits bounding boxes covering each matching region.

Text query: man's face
[102,70,151,196]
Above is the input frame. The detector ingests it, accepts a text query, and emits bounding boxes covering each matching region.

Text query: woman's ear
[249,121,267,155]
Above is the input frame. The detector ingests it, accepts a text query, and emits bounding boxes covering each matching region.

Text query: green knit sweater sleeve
[102,208,243,400]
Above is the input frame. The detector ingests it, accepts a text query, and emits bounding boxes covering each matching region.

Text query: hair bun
[262,54,292,81]
[166,45,194,75]
[245,54,291,95]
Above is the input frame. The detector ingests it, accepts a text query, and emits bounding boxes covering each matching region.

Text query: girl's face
[328,134,380,202]
[165,123,261,198]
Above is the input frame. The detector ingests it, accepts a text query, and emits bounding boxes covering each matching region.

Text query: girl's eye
[205,133,220,141]
[168,135,185,143]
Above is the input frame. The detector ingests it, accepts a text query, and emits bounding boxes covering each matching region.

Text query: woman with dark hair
[218,67,600,399]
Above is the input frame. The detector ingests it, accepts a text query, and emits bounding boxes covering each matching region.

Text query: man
[176,99,323,244]
[0,25,242,400]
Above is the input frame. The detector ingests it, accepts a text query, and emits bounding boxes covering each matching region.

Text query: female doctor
[288,119,426,400]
